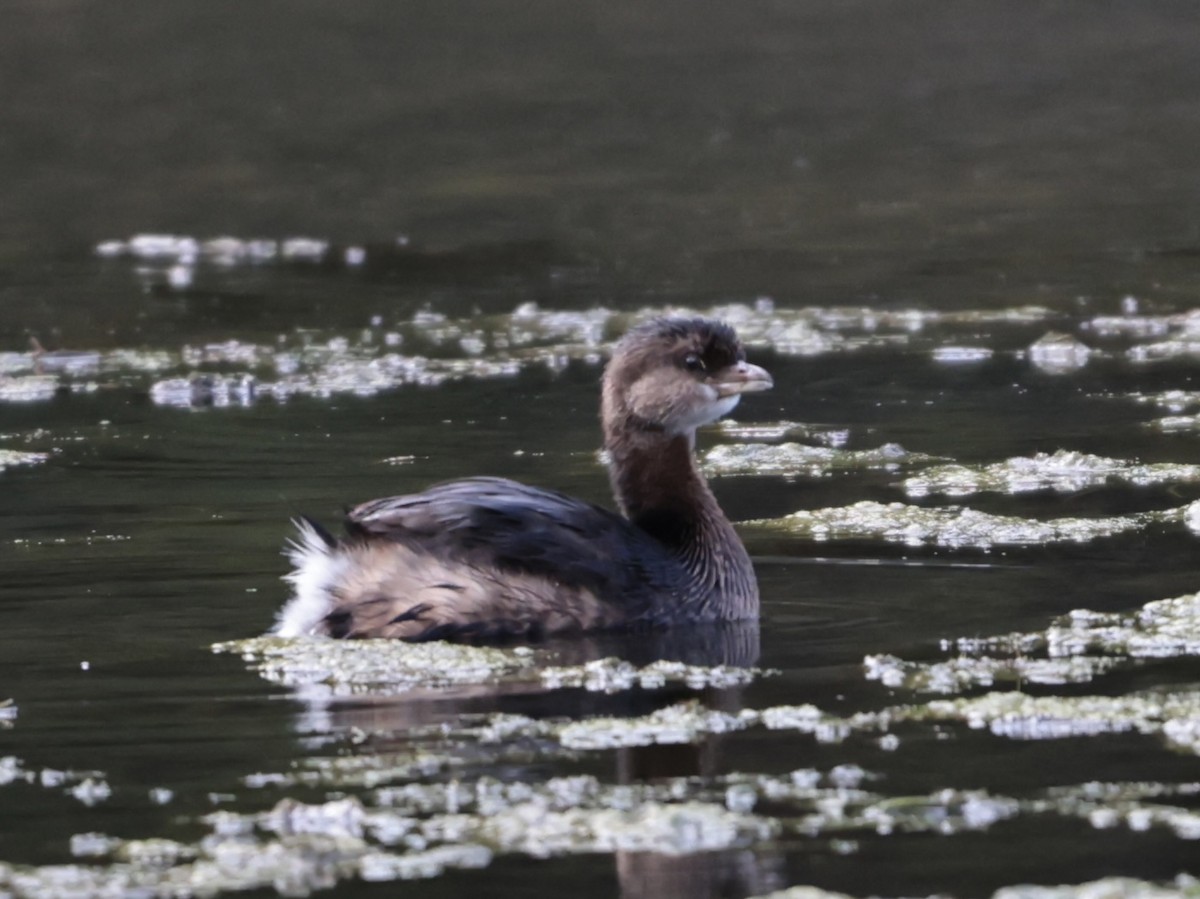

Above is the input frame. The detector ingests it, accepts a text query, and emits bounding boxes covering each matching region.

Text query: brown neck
[604,424,758,615]
[605,428,699,531]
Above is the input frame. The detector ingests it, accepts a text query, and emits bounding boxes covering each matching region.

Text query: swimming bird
[274,316,772,641]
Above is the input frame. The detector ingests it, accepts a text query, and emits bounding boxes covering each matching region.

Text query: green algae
[7,742,1200,898]
[68,778,113,807]
[703,443,939,479]
[1128,389,1200,413]
[215,636,766,698]
[932,345,994,364]
[863,653,1121,694]
[357,844,493,882]
[0,756,110,794]
[0,780,781,896]
[855,587,1200,763]
[0,756,25,785]
[0,449,49,472]
[750,888,860,899]
[0,771,1077,897]
[1026,331,1093,374]
[749,876,1200,899]
[7,300,1060,407]
[540,657,765,692]
[1150,413,1200,434]
[212,636,539,695]
[887,688,1200,756]
[751,500,1187,548]
[0,375,60,403]
[715,419,850,446]
[382,700,859,754]
[557,702,754,749]
[867,588,1200,703]
[195,585,1200,899]
[246,735,572,791]
[0,832,376,898]
[993,876,1200,899]
[1041,782,1200,841]
[903,450,1200,498]
[965,592,1200,661]
[487,700,856,751]
[6,769,1036,897]
[1087,312,1174,340]
[1127,327,1200,365]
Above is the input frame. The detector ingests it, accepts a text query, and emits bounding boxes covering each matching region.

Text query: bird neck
[603,425,758,616]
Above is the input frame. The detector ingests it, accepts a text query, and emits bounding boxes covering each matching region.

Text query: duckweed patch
[752,501,1187,548]
[860,588,1200,749]
[0,779,783,896]
[1150,413,1200,434]
[8,720,1200,897]
[214,637,767,697]
[0,756,115,804]
[1125,309,1200,364]
[412,700,860,753]
[715,419,850,447]
[951,592,1200,662]
[19,771,1200,898]
[212,636,539,695]
[1128,390,1200,414]
[867,590,1200,697]
[864,653,1122,694]
[556,702,754,749]
[750,876,1200,899]
[0,375,62,403]
[903,450,1200,498]
[995,876,1200,899]
[0,449,49,472]
[703,443,939,479]
[0,769,1028,897]
[931,346,994,364]
[894,689,1200,753]
[1026,332,1093,374]
[539,657,766,692]
[8,299,1062,407]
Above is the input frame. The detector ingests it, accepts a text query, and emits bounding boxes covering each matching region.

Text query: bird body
[274,317,772,641]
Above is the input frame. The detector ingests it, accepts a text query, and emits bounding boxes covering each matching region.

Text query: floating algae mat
[213,637,766,697]
[950,592,1200,661]
[750,876,1200,899]
[903,450,1200,498]
[703,442,940,479]
[751,500,1199,548]
[0,768,1045,897]
[863,652,1123,695]
[4,299,1059,407]
[860,589,1200,758]
[866,590,1200,695]
[14,610,1200,897]
[0,449,49,473]
[715,419,850,446]
[890,689,1200,755]
[213,636,541,694]
[6,763,1200,897]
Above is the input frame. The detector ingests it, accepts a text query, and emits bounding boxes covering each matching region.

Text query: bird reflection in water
[283,619,784,899]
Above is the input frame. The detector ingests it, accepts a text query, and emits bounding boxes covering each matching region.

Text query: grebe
[274,317,772,641]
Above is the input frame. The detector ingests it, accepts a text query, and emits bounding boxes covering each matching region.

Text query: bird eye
[683,353,706,372]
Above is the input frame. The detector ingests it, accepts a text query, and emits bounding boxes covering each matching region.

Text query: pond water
[4,4,1200,898]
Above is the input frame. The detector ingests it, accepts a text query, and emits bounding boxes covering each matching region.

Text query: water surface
[3,4,1200,898]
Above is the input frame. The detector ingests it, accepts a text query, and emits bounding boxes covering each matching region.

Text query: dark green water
[3,4,1200,897]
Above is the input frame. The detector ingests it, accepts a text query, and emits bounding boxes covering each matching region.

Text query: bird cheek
[626,376,671,424]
